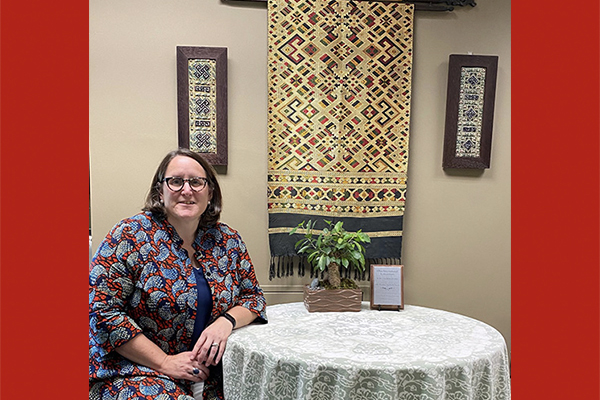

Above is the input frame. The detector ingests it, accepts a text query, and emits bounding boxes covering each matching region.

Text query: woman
[89,149,267,400]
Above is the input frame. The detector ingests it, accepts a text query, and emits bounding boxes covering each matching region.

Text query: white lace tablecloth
[223,302,510,400]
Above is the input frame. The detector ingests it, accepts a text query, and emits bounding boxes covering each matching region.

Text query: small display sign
[370,264,404,311]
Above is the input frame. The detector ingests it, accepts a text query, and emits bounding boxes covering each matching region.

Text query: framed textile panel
[442,54,498,169]
[177,46,228,166]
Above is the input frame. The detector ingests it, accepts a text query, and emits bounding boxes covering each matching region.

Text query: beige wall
[90,0,511,352]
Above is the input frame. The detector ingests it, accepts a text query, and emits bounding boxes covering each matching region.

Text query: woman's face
[160,155,212,227]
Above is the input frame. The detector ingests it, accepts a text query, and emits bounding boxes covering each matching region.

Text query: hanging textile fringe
[269,256,402,281]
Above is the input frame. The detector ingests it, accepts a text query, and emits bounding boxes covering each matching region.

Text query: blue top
[190,267,213,347]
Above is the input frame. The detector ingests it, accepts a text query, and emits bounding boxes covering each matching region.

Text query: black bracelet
[222,312,236,329]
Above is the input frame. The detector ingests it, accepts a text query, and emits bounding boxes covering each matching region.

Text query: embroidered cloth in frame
[455,67,486,158]
[267,0,414,278]
[188,59,218,154]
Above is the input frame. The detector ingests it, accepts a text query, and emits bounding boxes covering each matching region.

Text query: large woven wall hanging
[267,0,414,279]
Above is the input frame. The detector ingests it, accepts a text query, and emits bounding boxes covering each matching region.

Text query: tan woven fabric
[267,0,414,277]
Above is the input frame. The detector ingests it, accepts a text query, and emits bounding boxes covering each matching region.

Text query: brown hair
[142,148,222,228]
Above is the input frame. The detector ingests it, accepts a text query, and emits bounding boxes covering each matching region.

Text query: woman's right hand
[115,335,210,382]
[159,351,210,383]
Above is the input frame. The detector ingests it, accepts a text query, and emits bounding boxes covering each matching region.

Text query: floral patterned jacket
[89,212,268,398]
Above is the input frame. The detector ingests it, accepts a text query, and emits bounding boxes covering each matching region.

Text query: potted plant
[290,219,371,312]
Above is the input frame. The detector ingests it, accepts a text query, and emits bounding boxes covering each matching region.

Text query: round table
[223,302,510,400]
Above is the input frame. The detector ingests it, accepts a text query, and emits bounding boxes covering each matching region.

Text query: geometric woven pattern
[455,66,486,158]
[188,58,217,154]
[267,0,414,274]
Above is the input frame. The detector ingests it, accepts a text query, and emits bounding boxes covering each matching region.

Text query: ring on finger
[192,368,200,375]
[211,342,219,348]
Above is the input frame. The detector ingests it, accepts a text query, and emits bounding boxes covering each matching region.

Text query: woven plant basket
[303,285,362,312]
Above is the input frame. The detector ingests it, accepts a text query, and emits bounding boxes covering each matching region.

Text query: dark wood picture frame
[442,54,498,169]
[370,264,404,311]
[177,46,228,166]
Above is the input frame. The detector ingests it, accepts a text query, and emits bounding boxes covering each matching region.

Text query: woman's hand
[159,351,210,382]
[115,335,210,382]
[190,317,233,366]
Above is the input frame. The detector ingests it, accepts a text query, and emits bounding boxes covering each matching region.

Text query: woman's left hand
[190,316,233,366]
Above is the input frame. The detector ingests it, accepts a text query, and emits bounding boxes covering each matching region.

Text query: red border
[512,0,599,398]
[1,0,89,398]
[2,0,598,398]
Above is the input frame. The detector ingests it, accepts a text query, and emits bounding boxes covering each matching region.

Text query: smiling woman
[159,156,213,231]
[89,149,268,400]
[142,150,223,228]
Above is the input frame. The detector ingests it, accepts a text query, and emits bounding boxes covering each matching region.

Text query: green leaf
[317,256,327,271]
[297,244,312,254]
[333,221,342,232]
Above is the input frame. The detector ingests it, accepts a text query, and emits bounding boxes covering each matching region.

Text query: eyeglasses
[162,176,209,192]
